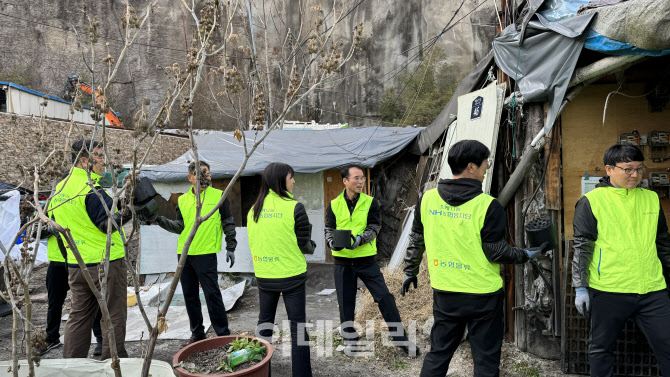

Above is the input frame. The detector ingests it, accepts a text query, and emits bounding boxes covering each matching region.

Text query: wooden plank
[561,83,670,239]
[514,190,527,350]
[545,119,562,210]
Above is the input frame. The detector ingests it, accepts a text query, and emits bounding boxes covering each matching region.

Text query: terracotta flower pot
[173,335,274,377]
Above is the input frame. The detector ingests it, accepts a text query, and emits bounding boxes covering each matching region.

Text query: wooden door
[211,178,243,226]
[322,168,370,262]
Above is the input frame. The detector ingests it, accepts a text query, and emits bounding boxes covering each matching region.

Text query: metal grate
[561,239,660,376]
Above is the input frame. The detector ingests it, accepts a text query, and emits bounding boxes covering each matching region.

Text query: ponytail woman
[247,162,315,377]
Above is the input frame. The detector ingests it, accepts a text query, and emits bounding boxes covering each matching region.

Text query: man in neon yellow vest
[325,165,418,357]
[149,161,237,345]
[402,140,548,377]
[572,144,670,376]
[47,139,148,359]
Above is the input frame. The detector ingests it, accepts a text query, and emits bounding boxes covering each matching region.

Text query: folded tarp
[538,0,670,55]
[494,12,595,136]
[141,127,423,182]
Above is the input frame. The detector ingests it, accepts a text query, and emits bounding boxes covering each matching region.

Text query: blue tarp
[538,0,670,56]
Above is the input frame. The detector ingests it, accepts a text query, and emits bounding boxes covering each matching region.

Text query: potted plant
[173,336,274,377]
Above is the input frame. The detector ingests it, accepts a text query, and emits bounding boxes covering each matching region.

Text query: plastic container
[173,335,274,377]
[525,218,558,250]
[333,229,352,249]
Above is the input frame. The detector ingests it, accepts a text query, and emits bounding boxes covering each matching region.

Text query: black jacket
[571,176,670,288]
[155,197,238,252]
[403,178,528,278]
[325,191,382,265]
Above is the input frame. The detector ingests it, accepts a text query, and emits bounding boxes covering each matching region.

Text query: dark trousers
[257,283,312,377]
[589,289,670,377]
[179,253,230,337]
[334,262,407,342]
[64,258,127,359]
[45,262,102,344]
[420,289,504,377]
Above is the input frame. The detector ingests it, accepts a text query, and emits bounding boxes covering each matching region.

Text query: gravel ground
[0,263,581,377]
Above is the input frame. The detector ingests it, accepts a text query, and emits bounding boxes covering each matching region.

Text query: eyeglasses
[612,165,647,175]
[348,176,366,182]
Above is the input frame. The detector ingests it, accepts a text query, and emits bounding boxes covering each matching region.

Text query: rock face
[0,0,496,129]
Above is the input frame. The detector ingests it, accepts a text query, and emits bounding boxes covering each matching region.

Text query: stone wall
[0,0,496,129]
[0,113,190,187]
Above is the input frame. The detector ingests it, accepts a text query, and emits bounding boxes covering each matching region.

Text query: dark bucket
[333,229,352,249]
[525,218,558,250]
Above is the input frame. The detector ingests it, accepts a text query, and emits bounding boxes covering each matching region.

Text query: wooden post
[514,189,527,351]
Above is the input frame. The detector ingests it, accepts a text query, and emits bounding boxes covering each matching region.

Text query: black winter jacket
[155,197,238,252]
[571,176,670,288]
[403,178,528,278]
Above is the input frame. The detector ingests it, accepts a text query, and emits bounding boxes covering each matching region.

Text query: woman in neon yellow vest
[247,163,315,377]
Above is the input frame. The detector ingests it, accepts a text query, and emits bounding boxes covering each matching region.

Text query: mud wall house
[396,0,670,373]
[137,126,423,276]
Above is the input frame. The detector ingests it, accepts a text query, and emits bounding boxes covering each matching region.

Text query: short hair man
[325,165,418,357]
[46,139,138,359]
[403,140,547,377]
[572,144,670,376]
[146,160,237,344]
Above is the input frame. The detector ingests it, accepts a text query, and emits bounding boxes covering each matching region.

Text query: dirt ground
[0,262,580,377]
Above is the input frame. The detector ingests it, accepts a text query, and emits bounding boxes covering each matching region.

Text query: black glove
[328,239,343,252]
[133,177,158,206]
[346,235,362,250]
[226,250,235,268]
[401,275,418,297]
[136,199,159,223]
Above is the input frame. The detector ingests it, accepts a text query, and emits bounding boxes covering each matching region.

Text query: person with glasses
[572,144,670,377]
[402,139,549,377]
[325,165,419,357]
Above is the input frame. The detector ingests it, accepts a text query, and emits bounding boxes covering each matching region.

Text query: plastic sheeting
[0,190,20,252]
[537,0,670,55]
[141,127,422,182]
[0,359,174,377]
[409,51,495,155]
[493,13,595,136]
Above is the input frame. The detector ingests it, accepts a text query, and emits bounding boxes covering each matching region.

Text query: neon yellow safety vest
[585,186,665,294]
[420,189,500,293]
[46,168,124,264]
[247,190,307,279]
[177,186,224,255]
[330,191,377,258]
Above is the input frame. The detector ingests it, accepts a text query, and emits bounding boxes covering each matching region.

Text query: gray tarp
[493,12,595,135]
[580,0,670,51]
[409,50,495,155]
[142,127,423,182]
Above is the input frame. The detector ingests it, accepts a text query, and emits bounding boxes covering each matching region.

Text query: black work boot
[185,333,206,346]
[397,339,420,358]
